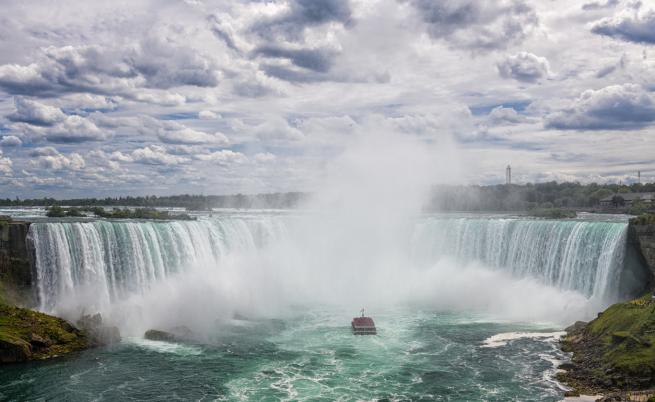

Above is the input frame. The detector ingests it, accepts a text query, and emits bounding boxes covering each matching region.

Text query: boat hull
[351,316,377,335]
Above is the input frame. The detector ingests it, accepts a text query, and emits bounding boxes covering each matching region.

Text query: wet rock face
[29,333,52,349]
[0,337,31,363]
[144,326,195,342]
[0,220,35,306]
[76,313,121,345]
[630,223,655,285]
[144,329,178,342]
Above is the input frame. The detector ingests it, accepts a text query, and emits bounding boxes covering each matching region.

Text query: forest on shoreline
[0,182,654,213]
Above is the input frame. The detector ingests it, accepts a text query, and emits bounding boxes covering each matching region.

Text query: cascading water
[9,213,649,402]
[28,214,641,318]
[29,216,289,313]
[410,217,631,301]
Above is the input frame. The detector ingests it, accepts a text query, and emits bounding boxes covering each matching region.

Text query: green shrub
[630,213,655,225]
[65,207,84,217]
[45,205,66,217]
[528,208,576,219]
[90,207,193,221]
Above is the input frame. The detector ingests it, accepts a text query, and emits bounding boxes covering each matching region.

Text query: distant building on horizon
[506,165,511,186]
[599,192,654,208]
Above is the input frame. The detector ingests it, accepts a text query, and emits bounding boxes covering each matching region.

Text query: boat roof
[352,317,375,327]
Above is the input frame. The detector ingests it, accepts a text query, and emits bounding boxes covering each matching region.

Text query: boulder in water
[144,329,178,342]
[76,313,121,345]
[144,326,195,342]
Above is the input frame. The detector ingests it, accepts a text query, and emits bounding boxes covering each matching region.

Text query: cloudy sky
[0,0,654,197]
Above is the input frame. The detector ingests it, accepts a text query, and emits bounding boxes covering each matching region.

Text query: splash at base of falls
[5,213,647,401]
[28,216,288,314]
[27,213,647,334]
[0,307,577,402]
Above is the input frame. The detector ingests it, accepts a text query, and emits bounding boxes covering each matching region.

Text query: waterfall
[28,214,639,315]
[410,217,631,300]
[28,216,288,312]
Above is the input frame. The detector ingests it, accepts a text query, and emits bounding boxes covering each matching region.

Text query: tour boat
[352,309,376,335]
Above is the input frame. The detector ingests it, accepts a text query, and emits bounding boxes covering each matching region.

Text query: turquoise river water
[1,308,568,401]
[0,211,648,401]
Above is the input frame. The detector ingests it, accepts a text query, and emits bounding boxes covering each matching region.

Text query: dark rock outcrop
[629,223,655,286]
[0,219,35,306]
[144,326,194,342]
[144,329,178,342]
[76,313,121,345]
[0,303,89,363]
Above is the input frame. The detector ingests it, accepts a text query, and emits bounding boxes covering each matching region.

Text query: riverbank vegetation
[4,192,308,210]
[631,213,655,225]
[559,294,655,394]
[89,207,194,220]
[0,303,89,363]
[428,182,655,212]
[45,205,194,220]
[45,205,83,217]
[2,182,653,212]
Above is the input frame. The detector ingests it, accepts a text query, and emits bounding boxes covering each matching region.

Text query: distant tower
[506,165,512,185]
[638,170,641,184]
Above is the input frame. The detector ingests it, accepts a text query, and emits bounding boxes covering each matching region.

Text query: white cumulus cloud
[498,52,550,83]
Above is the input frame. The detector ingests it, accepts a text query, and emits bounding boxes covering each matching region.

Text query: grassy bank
[559,294,655,393]
[0,303,89,363]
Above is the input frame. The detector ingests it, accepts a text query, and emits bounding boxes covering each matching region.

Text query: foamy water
[482,331,567,348]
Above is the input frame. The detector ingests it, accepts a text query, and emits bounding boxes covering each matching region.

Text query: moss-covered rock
[559,294,655,394]
[0,304,89,363]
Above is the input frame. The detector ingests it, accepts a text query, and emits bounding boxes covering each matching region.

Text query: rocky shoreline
[0,304,120,364]
[558,295,655,401]
[0,304,89,363]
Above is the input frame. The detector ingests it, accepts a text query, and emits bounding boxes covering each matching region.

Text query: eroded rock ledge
[629,221,655,286]
[558,295,655,398]
[0,304,89,363]
[0,218,34,306]
[0,305,121,364]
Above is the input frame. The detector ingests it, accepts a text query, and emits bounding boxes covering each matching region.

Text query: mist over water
[28,129,637,337]
[12,129,646,401]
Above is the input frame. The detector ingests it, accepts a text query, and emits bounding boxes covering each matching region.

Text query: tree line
[426,181,655,213]
[0,182,653,213]
[0,192,308,210]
